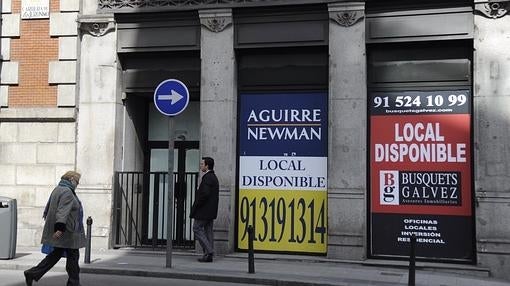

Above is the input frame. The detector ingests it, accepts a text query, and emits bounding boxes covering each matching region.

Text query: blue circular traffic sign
[153,79,190,117]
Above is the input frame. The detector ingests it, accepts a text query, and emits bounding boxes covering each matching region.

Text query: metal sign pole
[166,117,175,268]
[153,78,189,268]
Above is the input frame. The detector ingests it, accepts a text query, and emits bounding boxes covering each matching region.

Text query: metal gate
[112,171,198,249]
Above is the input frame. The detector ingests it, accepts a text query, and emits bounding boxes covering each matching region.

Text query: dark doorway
[144,140,200,248]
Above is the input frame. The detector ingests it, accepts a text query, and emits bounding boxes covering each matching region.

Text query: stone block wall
[0,0,80,248]
[0,111,76,246]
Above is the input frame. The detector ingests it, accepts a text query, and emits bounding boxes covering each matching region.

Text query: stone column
[474,1,510,280]
[76,8,118,249]
[199,9,237,254]
[327,2,367,260]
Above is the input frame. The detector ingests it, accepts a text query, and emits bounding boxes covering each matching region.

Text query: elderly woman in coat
[24,171,86,286]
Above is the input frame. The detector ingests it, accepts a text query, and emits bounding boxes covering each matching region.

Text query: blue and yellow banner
[238,93,328,254]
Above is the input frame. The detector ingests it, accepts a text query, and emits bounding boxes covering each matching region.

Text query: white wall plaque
[21,0,50,19]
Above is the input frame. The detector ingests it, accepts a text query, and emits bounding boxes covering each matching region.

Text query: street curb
[79,266,404,286]
[0,262,402,286]
[81,267,282,286]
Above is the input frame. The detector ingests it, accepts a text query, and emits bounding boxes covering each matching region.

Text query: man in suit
[190,157,219,262]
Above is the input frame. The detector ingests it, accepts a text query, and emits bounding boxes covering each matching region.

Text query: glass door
[147,141,199,247]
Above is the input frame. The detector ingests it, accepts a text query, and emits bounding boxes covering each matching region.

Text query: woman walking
[24,171,86,286]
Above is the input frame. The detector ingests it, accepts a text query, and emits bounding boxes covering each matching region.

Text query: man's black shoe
[197,255,213,263]
[24,271,34,286]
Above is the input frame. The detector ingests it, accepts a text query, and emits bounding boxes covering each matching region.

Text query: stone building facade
[1,0,509,280]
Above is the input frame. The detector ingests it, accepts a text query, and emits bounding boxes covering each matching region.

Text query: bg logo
[379,171,399,205]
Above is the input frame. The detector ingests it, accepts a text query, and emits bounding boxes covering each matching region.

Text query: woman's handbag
[41,244,66,257]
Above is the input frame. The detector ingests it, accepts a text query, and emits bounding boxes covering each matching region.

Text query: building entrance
[146,141,199,248]
[112,13,201,248]
[113,142,199,249]
[113,99,201,249]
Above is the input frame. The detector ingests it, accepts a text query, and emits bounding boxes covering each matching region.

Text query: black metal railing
[113,171,198,249]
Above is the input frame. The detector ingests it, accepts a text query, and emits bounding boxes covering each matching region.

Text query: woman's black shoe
[24,271,34,286]
[197,255,213,262]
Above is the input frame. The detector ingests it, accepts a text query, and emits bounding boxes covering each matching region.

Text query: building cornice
[475,1,509,19]
[0,108,76,122]
[98,0,339,13]
[78,15,115,37]
[328,2,365,27]
[199,9,232,33]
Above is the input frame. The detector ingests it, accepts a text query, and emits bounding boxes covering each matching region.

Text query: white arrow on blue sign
[153,79,190,117]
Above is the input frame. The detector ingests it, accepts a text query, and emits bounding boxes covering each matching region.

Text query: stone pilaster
[327,2,367,260]
[76,14,119,249]
[474,0,510,280]
[83,0,99,16]
[198,9,236,254]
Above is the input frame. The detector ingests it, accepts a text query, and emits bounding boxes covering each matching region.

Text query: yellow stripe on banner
[238,189,327,254]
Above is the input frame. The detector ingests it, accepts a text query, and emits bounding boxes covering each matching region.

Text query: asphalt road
[0,269,255,286]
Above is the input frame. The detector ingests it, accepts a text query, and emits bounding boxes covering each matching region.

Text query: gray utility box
[0,197,17,259]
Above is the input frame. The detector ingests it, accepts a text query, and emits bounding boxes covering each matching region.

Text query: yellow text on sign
[238,189,327,254]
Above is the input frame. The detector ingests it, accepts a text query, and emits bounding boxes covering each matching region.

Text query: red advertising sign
[369,90,474,261]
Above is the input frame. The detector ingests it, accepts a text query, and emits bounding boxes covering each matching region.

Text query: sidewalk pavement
[1,247,510,286]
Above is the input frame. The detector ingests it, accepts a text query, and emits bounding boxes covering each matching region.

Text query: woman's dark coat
[41,184,86,249]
